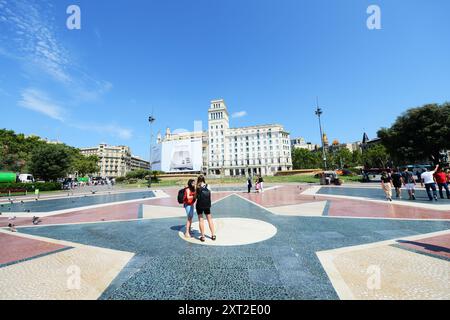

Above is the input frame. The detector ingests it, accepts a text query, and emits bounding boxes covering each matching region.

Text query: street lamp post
[315,99,327,170]
[148,115,156,188]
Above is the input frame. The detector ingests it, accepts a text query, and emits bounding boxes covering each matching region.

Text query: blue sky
[1,0,449,160]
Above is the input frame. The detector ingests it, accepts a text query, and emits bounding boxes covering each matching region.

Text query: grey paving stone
[20,194,450,300]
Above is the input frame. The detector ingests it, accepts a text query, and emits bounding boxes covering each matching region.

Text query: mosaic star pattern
[0,185,449,300]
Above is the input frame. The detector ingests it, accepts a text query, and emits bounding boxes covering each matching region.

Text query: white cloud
[0,0,112,100]
[71,123,133,140]
[232,111,247,118]
[172,128,189,134]
[18,88,65,121]
[0,0,72,84]
[97,125,133,140]
[18,87,132,140]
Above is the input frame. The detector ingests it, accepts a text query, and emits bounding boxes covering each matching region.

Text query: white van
[18,174,35,183]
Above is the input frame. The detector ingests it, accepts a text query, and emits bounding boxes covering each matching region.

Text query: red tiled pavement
[0,189,232,227]
[396,233,450,259]
[0,232,67,265]
[239,185,450,220]
[149,188,231,207]
[1,185,447,228]
[0,200,148,228]
[240,185,320,207]
[327,198,450,220]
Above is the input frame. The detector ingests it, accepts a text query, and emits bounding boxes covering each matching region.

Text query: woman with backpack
[196,175,216,242]
[182,179,197,238]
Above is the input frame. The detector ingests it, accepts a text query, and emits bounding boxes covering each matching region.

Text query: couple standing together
[181,175,216,242]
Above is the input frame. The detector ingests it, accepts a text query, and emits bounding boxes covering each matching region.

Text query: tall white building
[207,99,292,176]
[159,99,293,176]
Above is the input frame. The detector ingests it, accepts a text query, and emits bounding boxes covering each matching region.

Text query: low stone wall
[275,169,322,176]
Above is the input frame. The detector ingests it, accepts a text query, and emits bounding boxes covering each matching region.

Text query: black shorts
[196,207,211,216]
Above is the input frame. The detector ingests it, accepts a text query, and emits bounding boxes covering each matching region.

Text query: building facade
[131,155,151,171]
[80,144,149,177]
[291,137,319,151]
[158,128,209,173]
[207,99,292,176]
[159,99,293,176]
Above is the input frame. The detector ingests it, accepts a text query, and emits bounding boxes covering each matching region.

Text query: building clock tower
[208,99,229,175]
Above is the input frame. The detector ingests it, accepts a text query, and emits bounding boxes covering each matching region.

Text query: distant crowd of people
[380,165,450,201]
[62,177,115,190]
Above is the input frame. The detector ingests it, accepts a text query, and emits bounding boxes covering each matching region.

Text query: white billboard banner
[160,138,202,173]
[150,143,162,171]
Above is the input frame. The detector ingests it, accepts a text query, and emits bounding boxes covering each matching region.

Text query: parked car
[18,174,35,183]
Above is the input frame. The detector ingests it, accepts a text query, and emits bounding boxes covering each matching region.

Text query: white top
[421,171,435,184]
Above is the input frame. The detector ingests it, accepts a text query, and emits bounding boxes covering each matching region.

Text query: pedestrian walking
[402,167,416,200]
[421,165,439,201]
[381,171,393,201]
[391,168,403,199]
[247,176,253,193]
[434,166,450,199]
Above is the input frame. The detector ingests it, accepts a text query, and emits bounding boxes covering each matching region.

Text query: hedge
[0,182,62,192]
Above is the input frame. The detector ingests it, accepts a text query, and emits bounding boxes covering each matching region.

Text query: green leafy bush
[126,169,150,180]
[0,182,62,192]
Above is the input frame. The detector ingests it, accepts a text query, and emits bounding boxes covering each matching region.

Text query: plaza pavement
[0,184,449,300]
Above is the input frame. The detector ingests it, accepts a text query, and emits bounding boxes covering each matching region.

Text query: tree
[0,129,46,172]
[292,148,321,169]
[352,149,363,167]
[334,148,354,168]
[126,169,150,179]
[377,103,450,165]
[72,155,99,176]
[362,144,390,168]
[29,144,73,181]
